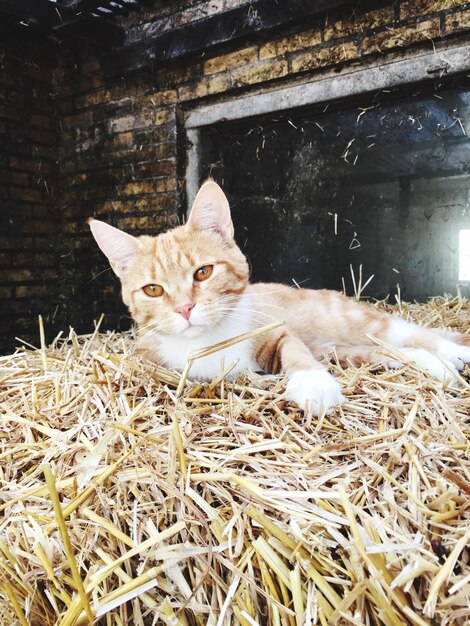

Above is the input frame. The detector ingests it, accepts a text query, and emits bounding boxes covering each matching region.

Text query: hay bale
[0,297,469,625]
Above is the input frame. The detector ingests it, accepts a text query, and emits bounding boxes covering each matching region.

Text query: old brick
[32,236,55,250]
[32,144,54,159]
[133,158,177,179]
[154,142,176,159]
[30,128,56,145]
[401,0,466,19]
[89,192,178,218]
[147,89,177,106]
[110,111,157,133]
[204,47,257,75]
[61,160,76,175]
[9,156,53,173]
[116,215,165,230]
[291,42,357,73]
[63,222,79,234]
[81,57,102,74]
[60,82,76,98]
[0,269,33,282]
[30,114,51,129]
[178,75,230,101]
[22,221,56,234]
[15,284,54,298]
[324,6,395,40]
[260,29,322,60]
[446,9,470,32]
[10,187,43,203]
[155,109,175,126]
[109,131,133,149]
[0,170,29,185]
[75,89,111,110]
[231,60,288,88]
[16,252,55,266]
[33,206,56,219]
[133,125,176,146]
[155,178,177,193]
[120,181,156,197]
[11,172,30,186]
[133,193,176,213]
[79,74,105,93]
[361,19,441,54]
[72,137,175,174]
[90,199,127,215]
[110,115,137,133]
[0,237,34,250]
[62,111,94,131]
[156,62,202,88]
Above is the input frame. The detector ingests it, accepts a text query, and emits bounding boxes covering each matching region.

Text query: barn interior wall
[0,39,59,354]
[0,0,469,353]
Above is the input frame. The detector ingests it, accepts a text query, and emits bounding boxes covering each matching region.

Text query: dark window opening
[200,80,470,301]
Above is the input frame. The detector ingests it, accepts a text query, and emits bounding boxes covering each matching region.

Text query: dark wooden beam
[0,0,125,46]
[54,15,125,47]
[103,0,394,77]
[0,0,64,27]
[57,0,144,13]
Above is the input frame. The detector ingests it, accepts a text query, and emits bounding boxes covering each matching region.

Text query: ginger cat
[90,180,470,415]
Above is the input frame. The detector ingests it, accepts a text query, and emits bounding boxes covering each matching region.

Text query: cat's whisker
[88,267,113,282]
[136,321,162,334]
[213,305,278,322]
[135,323,164,343]
[214,303,280,320]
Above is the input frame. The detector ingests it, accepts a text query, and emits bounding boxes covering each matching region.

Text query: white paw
[436,340,470,371]
[388,348,459,383]
[285,369,345,416]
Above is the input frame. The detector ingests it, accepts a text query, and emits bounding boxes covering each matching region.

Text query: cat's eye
[194,265,213,282]
[143,284,164,297]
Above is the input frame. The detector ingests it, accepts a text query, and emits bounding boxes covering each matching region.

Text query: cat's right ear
[187,180,234,240]
[88,219,141,277]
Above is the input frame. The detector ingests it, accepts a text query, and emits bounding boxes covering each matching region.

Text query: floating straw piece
[176,321,284,397]
[0,296,469,625]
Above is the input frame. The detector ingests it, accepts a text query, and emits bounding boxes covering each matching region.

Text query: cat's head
[89,180,249,338]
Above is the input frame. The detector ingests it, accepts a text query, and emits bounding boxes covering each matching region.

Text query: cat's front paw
[437,341,470,371]
[285,369,345,416]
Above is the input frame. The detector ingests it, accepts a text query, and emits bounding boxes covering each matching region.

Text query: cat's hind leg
[386,318,470,374]
[331,344,459,383]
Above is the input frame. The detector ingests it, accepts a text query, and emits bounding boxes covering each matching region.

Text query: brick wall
[1,0,469,353]
[56,61,179,336]
[0,40,58,354]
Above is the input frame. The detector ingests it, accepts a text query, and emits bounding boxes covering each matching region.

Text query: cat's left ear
[187,180,234,240]
[89,218,142,277]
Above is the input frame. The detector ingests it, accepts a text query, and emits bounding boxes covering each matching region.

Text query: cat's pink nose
[175,303,195,321]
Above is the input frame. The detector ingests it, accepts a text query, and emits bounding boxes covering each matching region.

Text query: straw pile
[1,296,469,626]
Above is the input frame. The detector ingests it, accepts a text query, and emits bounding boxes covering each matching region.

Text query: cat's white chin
[179,324,207,338]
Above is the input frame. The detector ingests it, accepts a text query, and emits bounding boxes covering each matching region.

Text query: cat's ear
[187,180,234,240]
[88,219,141,277]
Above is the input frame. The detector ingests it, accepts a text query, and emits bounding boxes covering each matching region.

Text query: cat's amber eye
[143,284,164,297]
[194,265,213,282]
